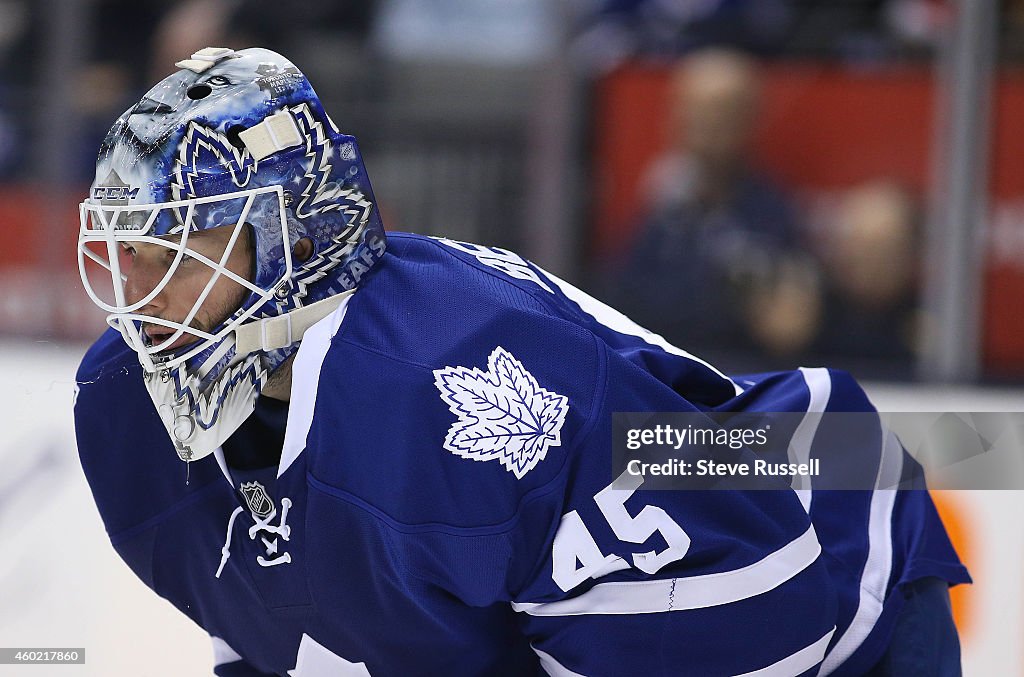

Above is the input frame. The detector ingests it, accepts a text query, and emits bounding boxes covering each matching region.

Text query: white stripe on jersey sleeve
[538,268,743,396]
[210,635,243,666]
[790,367,833,513]
[278,293,355,478]
[533,646,586,677]
[511,524,821,616]
[817,428,904,674]
[733,627,836,677]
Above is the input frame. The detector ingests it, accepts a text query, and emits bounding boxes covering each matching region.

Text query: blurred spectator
[151,1,378,82]
[602,48,819,369]
[883,0,952,51]
[1003,0,1024,61]
[371,0,557,66]
[571,0,964,73]
[149,0,380,146]
[68,0,166,181]
[572,0,795,72]
[0,0,34,178]
[149,0,240,82]
[810,179,920,377]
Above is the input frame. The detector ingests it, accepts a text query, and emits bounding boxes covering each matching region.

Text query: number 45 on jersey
[553,472,690,592]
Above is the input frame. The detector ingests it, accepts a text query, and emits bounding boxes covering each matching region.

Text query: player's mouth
[144,324,199,353]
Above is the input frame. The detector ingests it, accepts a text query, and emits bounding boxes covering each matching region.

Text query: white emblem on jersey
[433,346,569,479]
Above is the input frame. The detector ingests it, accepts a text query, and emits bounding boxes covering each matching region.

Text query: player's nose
[124,256,168,312]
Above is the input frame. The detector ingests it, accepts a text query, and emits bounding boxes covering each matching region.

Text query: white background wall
[1,341,210,676]
[2,340,1022,676]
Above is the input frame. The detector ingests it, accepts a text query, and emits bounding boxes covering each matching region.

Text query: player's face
[122,223,253,352]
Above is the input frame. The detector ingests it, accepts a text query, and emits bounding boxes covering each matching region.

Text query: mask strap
[234,290,354,354]
[237,110,303,161]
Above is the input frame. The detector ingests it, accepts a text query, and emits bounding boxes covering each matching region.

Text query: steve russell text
[626,458,821,478]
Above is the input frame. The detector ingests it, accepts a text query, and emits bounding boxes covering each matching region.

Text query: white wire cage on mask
[78,185,291,372]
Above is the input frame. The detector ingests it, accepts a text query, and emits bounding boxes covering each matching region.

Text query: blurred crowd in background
[595,48,923,376]
[2,0,1024,383]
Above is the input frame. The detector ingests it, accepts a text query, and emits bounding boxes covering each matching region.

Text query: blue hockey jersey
[75,233,969,676]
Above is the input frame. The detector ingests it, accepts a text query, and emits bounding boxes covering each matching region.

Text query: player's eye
[121,244,136,257]
[207,75,230,87]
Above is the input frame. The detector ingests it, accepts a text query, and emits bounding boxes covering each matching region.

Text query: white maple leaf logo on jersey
[433,346,569,479]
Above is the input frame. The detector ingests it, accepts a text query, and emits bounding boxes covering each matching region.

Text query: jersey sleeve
[799,368,971,676]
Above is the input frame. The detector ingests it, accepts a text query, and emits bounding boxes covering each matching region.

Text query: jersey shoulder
[727,367,875,413]
[342,232,576,365]
[299,236,607,530]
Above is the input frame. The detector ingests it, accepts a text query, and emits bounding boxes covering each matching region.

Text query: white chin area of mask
[140,292,353,462]
[145,349,268,462]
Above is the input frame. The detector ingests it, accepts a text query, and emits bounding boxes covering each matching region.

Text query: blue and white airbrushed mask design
[78,48,387,461]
